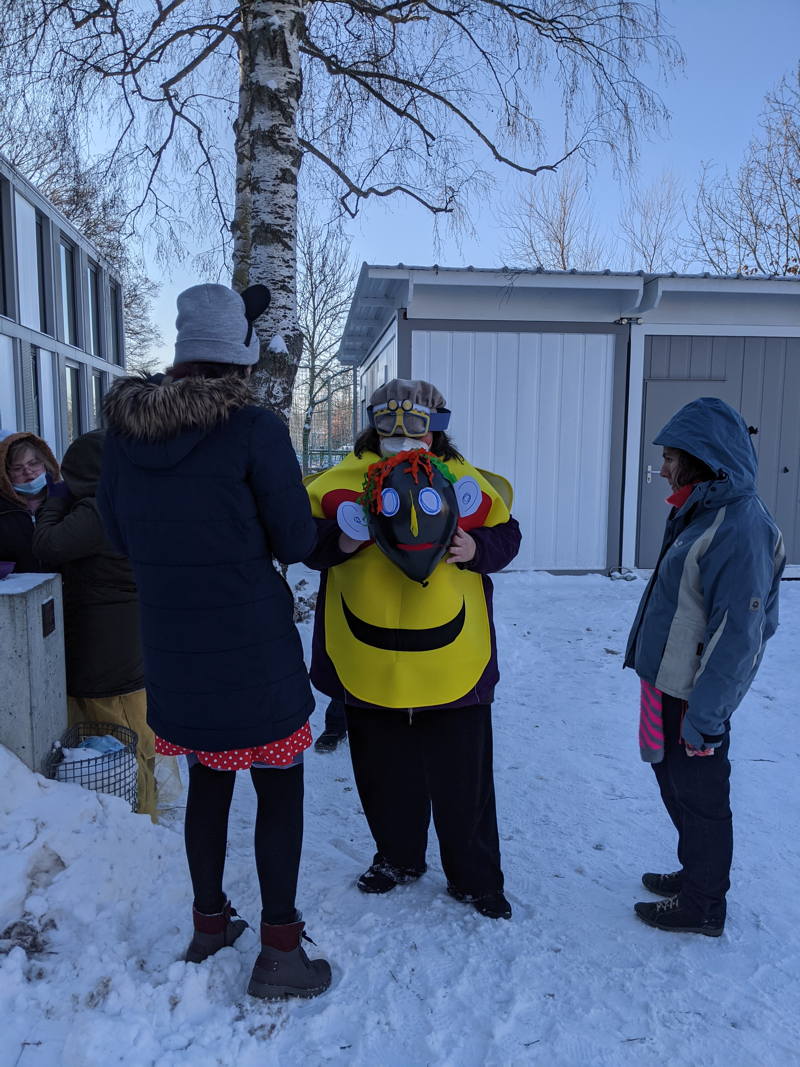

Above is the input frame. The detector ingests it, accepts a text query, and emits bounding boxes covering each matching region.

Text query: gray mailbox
[0,572,67,772]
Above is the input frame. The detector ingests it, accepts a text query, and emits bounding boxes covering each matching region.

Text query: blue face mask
[13,472,47,495]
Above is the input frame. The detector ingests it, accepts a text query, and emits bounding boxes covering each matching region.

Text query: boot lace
[655,895,681,914]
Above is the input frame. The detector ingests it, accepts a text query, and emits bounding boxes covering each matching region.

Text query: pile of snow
[2,570,799,1066]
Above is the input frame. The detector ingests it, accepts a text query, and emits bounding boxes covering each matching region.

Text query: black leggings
[184,761,304,925]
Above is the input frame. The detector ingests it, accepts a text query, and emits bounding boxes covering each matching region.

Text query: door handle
[646,464,660,484]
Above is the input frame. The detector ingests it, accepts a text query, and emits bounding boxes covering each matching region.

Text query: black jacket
[0,498,41,572]
[97,374,317,751]
[33,430,144,698]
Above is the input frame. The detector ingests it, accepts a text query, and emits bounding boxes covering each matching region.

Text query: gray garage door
[637,335,799,567]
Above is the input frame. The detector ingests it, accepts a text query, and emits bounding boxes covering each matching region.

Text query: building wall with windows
[0,154,126,456]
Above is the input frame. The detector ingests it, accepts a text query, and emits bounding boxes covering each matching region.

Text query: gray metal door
[739,337,800,566]
[637,336,799,567]
[637,337,741,567]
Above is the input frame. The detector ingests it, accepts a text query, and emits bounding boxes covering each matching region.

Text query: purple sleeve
[304,517,362,570]
[463,516,521,574]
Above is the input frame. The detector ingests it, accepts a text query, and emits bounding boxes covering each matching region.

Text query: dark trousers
[652,695,732,920]
[185,762,304,925]
[345,703,504,896]
[324,698,347,735]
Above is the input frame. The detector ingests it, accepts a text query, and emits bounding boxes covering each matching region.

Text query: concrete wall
[0,573,67,773]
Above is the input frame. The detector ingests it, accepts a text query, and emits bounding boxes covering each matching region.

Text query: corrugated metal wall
[412,329,616,570]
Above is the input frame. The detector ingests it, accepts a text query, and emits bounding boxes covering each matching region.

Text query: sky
[147,0,800,366]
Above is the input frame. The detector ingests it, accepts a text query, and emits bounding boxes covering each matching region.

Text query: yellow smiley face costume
[306,450,511,708]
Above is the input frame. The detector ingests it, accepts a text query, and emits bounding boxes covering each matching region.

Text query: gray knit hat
[174,284,269,366]
[369,378,446,411]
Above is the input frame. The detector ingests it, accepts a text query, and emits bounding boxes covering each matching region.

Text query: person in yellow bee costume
[305,379,521,919]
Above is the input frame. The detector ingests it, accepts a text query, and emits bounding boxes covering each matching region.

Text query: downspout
[351,363,358,441]
[615,277,665,569]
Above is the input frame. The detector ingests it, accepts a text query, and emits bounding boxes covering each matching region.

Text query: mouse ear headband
[241,284,271,346]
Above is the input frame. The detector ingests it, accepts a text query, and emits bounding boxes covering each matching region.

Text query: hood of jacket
[654,397,757,504]
[60,429,107,499]
[103,373,253,470]
[0,432,60,507]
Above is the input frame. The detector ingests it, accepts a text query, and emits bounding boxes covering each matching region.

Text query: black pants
[652,695,732,921]
[324,698,347,735]
[184,761,304,925]
[346,703,504,896]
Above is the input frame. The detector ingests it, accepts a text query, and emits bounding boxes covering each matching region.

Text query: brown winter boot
[247,915,332,1000]
[185,899,248,964]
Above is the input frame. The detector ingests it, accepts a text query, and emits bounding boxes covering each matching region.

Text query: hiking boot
[642,870,683,897]
[447,886,513,920]
[357,857,426,894]
[634,896,724,937]
[314,730,347,754]
[247,915,332,1000]
[185,899,248,963]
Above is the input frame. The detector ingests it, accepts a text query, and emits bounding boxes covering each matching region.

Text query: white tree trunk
[235,0,305,422]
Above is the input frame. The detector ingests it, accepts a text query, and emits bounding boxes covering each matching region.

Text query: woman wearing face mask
[625,397,785,936]
[0,433,61,575]
[305,379,521,920]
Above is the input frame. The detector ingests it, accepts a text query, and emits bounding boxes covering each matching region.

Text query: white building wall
[14,193,41,331]
[358,319,397,424]
[0,335,17,431]
[412,329,615,570]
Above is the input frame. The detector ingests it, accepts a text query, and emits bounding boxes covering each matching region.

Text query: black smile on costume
[341,594,466,652]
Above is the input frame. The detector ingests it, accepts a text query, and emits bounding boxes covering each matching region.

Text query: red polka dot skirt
[154,720,312,770]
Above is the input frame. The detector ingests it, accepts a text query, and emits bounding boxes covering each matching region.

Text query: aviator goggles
[368,398,451,438]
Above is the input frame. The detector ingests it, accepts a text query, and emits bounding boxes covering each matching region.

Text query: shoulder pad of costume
[475,468,514,510]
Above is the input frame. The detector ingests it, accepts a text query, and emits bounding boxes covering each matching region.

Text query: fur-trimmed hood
[103,374,255,471]
[0,432,60,507]
[104,374,253,442]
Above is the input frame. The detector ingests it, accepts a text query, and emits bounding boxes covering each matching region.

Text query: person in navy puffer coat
[98,282,331,1000]
[625,397,785,937]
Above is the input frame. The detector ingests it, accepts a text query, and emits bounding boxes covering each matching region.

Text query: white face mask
[379,436,428,457]
[13,472,47,495]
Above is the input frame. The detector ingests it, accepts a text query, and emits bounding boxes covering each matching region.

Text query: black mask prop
[361,450,458,584]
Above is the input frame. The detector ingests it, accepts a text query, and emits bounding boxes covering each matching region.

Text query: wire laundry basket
[44,722,139,812]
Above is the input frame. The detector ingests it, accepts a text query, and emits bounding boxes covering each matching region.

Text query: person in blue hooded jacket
[625,397,785,936]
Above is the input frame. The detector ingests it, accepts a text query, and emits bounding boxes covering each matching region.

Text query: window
[91,372,104,429]
[36,214,49,334]
[30,347,41,436]
[64,363,82,444]
[87,262,102,356]
[109,280,122,364]
[58,239,77,345]
[0,181,7,318]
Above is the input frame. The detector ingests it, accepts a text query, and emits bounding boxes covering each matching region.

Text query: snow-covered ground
[2,569,799,1067]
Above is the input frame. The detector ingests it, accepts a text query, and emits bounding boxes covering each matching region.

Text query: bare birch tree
[687,69,800,277]
[295,211,357,473]
[619,171,686,272]
[0,1,680,418]
[500,160,612,269]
